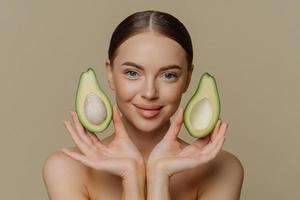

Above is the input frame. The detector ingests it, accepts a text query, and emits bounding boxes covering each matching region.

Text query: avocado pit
[190,97,212,130]
[84,92,107,125]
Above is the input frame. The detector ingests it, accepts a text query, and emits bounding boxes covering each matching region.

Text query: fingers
[201,122,228,155]
[112,105,128,139]
[60,148,135,176]
[182,129,216,157]
[192,135,210,149]
[164,106,184,140]
[202,135,225,164]
[60,148,96,168]
[85,129,104,147]
[70,111,94,147]
[220,121,229,137]
[63,119,93,155]
[210,120,222,141]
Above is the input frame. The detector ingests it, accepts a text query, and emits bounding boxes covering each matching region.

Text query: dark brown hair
[108,10,193,69]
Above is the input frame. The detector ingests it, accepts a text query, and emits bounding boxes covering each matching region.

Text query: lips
[133,104,163,110]
[133,104,163,118]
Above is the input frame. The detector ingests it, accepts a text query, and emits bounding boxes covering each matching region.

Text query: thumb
[164,106,184,140]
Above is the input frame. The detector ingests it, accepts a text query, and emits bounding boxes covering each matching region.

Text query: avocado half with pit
[75,67,112,133]
[183,73,221,138]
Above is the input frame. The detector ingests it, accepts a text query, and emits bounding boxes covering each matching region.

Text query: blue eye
[125,70,138,78]
[124,70,177,81]
[163,72,177,80]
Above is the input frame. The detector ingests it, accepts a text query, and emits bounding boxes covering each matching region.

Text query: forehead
[113,32,187,68]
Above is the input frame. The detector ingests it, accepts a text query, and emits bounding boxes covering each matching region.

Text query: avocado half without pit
[75,67,112,133]
[183,73,221,138]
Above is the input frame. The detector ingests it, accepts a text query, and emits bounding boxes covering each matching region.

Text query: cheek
[159,83,184,103]
[114,78,139,101]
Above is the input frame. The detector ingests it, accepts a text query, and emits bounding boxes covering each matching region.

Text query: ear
[183,64,194,93]
[105,59,116,91]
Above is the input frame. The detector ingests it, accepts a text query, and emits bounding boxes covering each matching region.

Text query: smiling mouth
[133,103,163,110]
[133,104,163,118]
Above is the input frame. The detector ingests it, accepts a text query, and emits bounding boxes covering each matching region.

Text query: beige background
[1,0,299,199]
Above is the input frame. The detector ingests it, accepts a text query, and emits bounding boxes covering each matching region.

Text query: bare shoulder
[214,150,244,185]
[197,150,245,200]
[42,147,89,199]
[216,150,244,172]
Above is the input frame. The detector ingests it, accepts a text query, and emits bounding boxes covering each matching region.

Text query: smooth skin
[43,32,244,199]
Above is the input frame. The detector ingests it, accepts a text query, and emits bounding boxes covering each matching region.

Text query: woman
[43,10,244,200]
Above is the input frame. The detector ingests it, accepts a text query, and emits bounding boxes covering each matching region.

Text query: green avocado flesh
[183,73,221,138]
[75,67,112,133]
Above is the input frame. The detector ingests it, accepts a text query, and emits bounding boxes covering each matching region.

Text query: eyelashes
[125,70,138,78]
[163,72,178,80]
[124,70,178,81]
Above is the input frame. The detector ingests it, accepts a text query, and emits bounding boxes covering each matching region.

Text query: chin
[130,104,168,133]
[135,121,163,133]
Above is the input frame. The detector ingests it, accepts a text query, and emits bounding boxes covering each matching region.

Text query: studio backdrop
[0,0,299,199]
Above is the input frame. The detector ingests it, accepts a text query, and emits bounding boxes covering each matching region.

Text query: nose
[141,77,159,100]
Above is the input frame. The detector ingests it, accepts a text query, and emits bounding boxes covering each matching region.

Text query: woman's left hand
[147,106,228,177]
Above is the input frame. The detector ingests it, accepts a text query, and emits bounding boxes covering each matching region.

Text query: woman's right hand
[60,105,145,178]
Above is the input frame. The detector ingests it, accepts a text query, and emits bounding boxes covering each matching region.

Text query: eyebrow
[121,61,182,71]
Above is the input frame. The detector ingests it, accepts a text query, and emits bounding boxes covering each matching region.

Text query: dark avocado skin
[183,72,221,138]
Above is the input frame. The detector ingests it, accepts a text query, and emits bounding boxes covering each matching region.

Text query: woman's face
[106,32,193,133]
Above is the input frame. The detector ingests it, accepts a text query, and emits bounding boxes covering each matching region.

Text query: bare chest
[85,171,200,200]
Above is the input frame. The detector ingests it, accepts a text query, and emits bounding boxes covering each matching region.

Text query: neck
[118,115,171,161]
